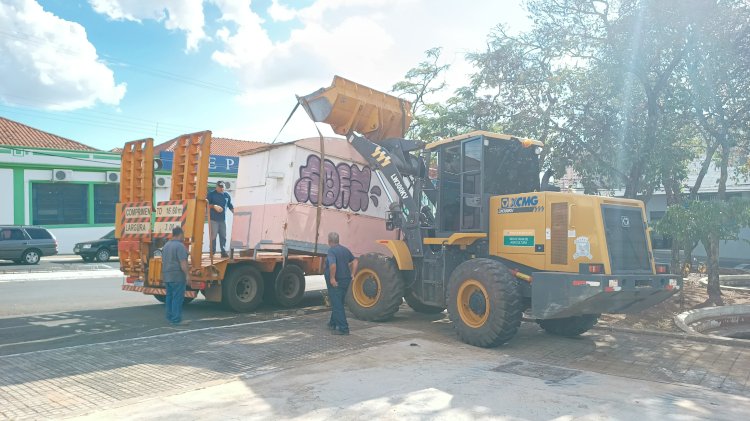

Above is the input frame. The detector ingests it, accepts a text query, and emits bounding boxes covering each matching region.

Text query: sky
[0,0,528,151]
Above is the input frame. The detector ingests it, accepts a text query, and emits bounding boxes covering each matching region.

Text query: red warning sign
[153,200,188,237]
[119,202,152,239]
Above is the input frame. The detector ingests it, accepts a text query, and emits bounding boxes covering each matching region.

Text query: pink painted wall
[231,203,397,257]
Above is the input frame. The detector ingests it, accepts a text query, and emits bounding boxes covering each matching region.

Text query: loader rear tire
[537,314,599,337]
[222,265,264,312]
[346,253,404,322]
[447,259,522,348]
[404,289,445,314]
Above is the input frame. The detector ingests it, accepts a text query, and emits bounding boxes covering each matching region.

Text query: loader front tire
[447,259,522,348]
[537,314,599,337]
[346,253,404,322]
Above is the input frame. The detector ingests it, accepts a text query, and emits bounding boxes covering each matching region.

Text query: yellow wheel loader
[299,76,680,347]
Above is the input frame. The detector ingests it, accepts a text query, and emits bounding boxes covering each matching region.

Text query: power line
[0,92,205,132]
[0,30,242,96]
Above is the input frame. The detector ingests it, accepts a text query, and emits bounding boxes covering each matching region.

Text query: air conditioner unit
[52,169,73,182]
[155,176,171,188]
[105,171,120,183]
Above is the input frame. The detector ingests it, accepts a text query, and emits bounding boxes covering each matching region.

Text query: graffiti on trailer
[294,155,382,211]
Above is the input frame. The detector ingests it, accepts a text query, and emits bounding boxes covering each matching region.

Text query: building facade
[0,117,261,254]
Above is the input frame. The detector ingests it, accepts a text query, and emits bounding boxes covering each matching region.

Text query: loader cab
[425,132,542,237]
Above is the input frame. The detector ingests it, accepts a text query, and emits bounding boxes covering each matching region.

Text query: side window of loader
[460,138,482,231]
[439,146,461,232]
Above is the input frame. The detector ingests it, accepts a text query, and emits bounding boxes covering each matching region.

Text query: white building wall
[1,147,238,255]
[0,169,13,224]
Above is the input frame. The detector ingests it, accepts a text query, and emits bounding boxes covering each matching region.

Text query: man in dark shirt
[207,180,234,258]
[324,232,358,335]
[162,226,189,325]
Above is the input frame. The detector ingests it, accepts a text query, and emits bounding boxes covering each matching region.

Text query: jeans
[165,281,186,324]
[328,278,351,333]
[210,220,227,253]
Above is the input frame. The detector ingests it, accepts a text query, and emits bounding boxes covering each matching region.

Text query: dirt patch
[598,273,750,332]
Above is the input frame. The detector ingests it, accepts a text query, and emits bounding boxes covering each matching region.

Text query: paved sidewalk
[0,255,117,275]
[1,311,750,419]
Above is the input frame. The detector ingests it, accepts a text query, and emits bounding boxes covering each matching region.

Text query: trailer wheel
[346,253,404,322]
[222,265,264,312]
[404,289,445,314]
[271,264,306,308]
[537,314,599,337]
[447,259,522,348]
[154,294,195,305]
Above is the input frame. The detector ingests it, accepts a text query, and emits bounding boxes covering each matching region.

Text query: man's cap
[216,181,225,187]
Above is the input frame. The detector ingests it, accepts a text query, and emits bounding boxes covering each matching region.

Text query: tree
[391,48,450,141]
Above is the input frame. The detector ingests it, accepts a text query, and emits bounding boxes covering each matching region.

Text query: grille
[602,206,651,273]
[551,202,568,265]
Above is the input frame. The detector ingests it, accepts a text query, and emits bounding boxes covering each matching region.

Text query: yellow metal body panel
[425,131,543,151]
[489,192,652,274]
[423,233,487,249]
[299,75,412,142]
[377,240,414,270]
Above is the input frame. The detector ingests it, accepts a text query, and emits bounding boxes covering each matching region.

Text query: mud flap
[531,272,681,319]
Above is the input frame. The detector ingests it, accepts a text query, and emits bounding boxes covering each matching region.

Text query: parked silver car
[0,226,58,265]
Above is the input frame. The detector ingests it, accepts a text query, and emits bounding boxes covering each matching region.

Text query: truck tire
[222,264,264,312]
[537,314,599,337]
[404,289,445,314]
[154,294,195,305]
[346,253,404,322]
[447,259,522,348]
[271,264,306,308]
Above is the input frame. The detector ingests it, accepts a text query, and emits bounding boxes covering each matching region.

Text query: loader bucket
[298,75,413,142]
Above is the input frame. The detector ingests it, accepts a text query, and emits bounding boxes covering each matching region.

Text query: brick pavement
[1,311,749,420]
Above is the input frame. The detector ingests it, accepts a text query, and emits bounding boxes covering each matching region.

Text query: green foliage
[657,199,750,251]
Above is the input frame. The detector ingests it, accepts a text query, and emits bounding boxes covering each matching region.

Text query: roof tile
[155,135,265,156]
[0,116,98,151]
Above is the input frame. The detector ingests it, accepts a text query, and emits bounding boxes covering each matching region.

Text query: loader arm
[299,76,428,257]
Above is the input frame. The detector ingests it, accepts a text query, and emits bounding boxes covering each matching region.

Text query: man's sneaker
[170,320,191,326]
[220,252,229,258]
[331,329,349,335]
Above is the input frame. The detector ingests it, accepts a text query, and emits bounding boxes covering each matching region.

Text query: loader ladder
[117,139,154,277]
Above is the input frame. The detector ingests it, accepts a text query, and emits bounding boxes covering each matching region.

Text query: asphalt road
[0,270,328,356]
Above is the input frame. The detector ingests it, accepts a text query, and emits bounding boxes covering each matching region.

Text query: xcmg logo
[501,195,539,208]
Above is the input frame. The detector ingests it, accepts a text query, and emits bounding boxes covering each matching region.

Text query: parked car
[74,230,118,262]
[0,225,58,265]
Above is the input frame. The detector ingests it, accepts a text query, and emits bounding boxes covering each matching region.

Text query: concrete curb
[698,275,750,293]
[0,263,116,275]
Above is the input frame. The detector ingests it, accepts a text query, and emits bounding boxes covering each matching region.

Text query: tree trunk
[704,234,723,306]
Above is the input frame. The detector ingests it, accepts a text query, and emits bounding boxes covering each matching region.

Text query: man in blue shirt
[162,226,189,325]
[207,181,234,258]
[324,232,358,335]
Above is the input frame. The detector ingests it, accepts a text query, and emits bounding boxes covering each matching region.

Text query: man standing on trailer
[208,180,234,258]
[162,226,190,326]
[325,232,358,335]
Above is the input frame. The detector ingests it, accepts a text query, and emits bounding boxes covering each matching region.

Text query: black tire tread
[222,264,264,312]
[537,314,599,337]
[273,264,306,308]
[447,258,522,348]
[346,252,404,322]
